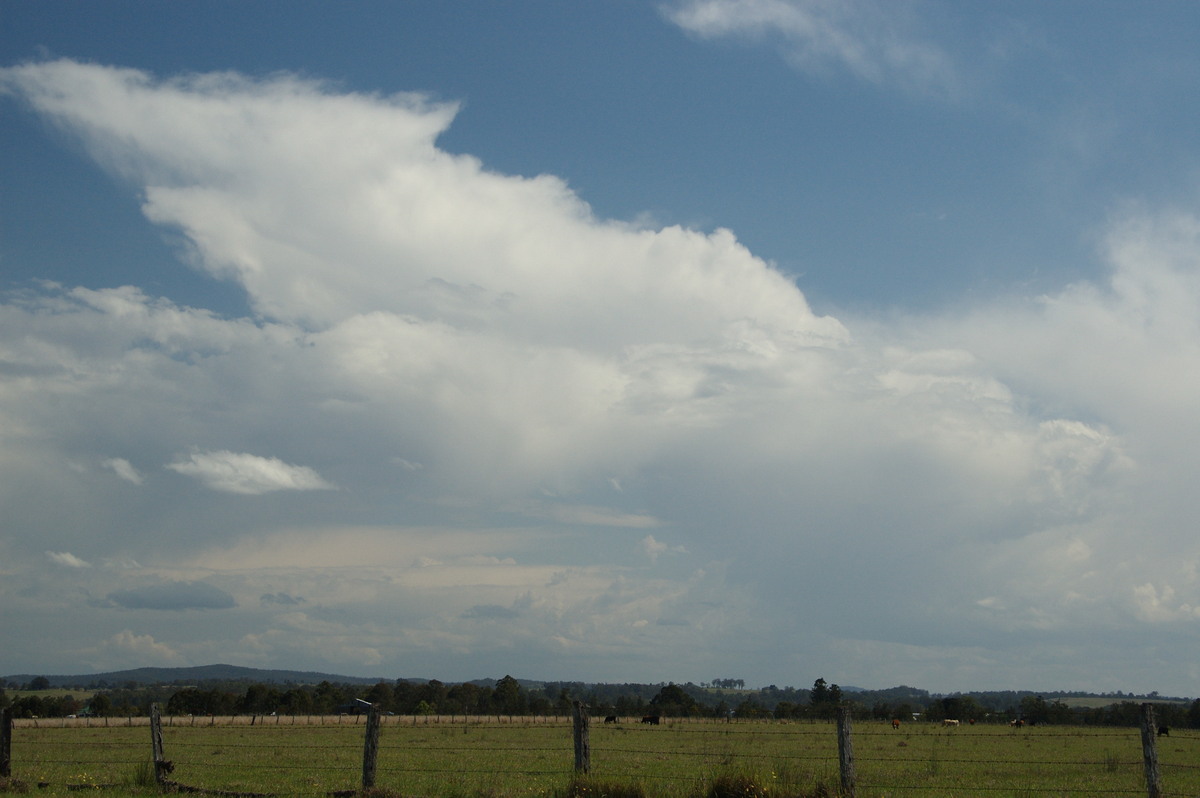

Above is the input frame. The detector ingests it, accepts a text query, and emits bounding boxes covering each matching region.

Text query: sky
[2,1,1199,697]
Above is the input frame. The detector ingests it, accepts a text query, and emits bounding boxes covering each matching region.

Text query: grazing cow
[1010,719,1024,728]
[1158,726,1170,737]
[942,719,960,727]
[968,719,976,725]
[891,719,901,730]
[604,715,617,724]
[641,715,660,725]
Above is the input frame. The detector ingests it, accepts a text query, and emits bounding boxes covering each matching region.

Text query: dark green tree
[773,701,799,719]
[9,696,44,718]
[810,678,842,718]
[555,688,575,716]
[237,683,280,714]
[810,678,831,706]
[649,683,699,717]
[446,682,483,714]
[416,680,448,713]
[87,693,113,718]
[364,682,394,710]
[311,681,342,715]
[166,688,235,716]
[734,698,768,718]
[1019,695,1049,725]
[492,675,524,715]
[527,692,553,715]
[277,687,313,715]
[393,680,418,713]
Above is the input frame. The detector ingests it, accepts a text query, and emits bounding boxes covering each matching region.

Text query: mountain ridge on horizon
[2,665,1190,703]
[1,664,399,688]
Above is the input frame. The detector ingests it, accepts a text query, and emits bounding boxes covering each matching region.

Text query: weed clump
[127,759,156,789]
[0,778,30,794]
[361,788,406,798]
[700,771,833,798]
[560,775,647,798]
[705,773,769,798]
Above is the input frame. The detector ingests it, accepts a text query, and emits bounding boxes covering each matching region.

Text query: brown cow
[891,718,901,730]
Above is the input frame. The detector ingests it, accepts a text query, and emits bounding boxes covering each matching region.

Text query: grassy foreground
[4,717,1197,797]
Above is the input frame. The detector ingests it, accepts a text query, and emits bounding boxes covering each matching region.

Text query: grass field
[4,717,1197,797]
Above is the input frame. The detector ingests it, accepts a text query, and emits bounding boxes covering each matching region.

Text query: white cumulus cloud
[46,551,91,568]
[92,630,186,669]
[166,450,335,495]
[102,457,144,485]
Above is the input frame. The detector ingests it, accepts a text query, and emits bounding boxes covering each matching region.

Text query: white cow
[942,719,960,727]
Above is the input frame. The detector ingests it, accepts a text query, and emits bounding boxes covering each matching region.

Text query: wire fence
[2,705,1196,797]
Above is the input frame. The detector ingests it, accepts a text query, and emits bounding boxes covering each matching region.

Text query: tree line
[4,676,1199,730]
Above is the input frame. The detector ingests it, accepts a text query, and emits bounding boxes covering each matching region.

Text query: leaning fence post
[1139,703,1163,798]
[836,705,856,798]
[362,705,382,791]
[1,706,12,778]
[149,703,170,786]
[572,700,590,775]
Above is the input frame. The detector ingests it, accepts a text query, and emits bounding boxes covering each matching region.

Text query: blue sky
[2,1,1200,695]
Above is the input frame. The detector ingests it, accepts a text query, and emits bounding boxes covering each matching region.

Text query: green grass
[4,717,1198,797]
[4,688,96,703]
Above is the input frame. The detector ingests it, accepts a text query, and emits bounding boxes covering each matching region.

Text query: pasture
[4,716,1197,797]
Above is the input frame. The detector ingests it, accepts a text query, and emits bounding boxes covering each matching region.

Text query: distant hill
[4,667,1190,708]
[2,664,402,688]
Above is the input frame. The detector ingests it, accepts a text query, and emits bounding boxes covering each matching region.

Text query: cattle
[1010,719,1024,728]
[604,715,617,724]
[968,718,976,725]
[942,719,960,727]
[1158,726,1170,737]
[640,715,660,725]
[891,719,901,730]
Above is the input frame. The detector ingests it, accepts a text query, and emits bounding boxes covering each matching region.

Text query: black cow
[640,715,660,725]
[604,715,617,724]
[1158,726,1170,737]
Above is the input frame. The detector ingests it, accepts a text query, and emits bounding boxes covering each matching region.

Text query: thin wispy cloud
[102,581,237,611]
[664,0,961,96]
[505,500,662,529]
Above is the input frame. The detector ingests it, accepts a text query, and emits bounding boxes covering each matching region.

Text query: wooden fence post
[836,705,856,798]
[1,706,12,778]
[149,703,170,786]
[1139,703,1163,798]
[362,706,381,791]
[572,700,590,775]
